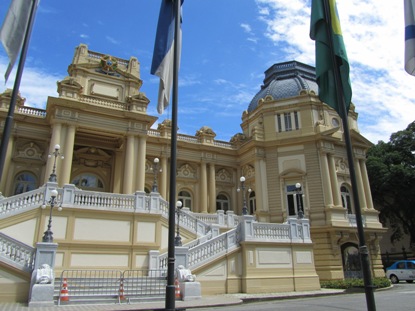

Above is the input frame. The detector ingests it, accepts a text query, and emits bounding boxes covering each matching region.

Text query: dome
[248,61,318,112]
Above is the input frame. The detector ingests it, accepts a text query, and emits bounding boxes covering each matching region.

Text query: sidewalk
[0,289,345,311]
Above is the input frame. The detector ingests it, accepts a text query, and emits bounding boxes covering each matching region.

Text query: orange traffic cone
[60,278,69,302]
[175,278,181,300]
[119,280,126,301]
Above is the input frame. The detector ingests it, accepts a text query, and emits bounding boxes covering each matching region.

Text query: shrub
[320,277,391,289]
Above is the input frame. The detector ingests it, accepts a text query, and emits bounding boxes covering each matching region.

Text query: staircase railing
[150,216,312,271]
[0,232,35,272]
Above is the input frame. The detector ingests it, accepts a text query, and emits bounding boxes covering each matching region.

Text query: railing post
[211,224,220,237]
[61,183,76,206]
[299,218,311,242]
[287,217,299,241]
[149,250,160,270]
[148,192,160,212]
[44,182,58,202]
[217,209,225,226]
[239,215,255,241]
[134,191,147,211]
[226,210,235,227]
[28,242,58,307]
[175,246,189,268]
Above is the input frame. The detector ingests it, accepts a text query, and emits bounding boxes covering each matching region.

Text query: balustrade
[0,232,35,272]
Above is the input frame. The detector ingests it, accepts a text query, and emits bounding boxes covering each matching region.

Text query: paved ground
[0,289,345,311]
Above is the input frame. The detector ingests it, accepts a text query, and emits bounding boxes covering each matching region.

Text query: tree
[366,121,415,250]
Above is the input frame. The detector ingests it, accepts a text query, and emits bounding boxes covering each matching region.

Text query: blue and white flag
[0,0,33,83]
[151,0,183,114]
[405,0,415,76]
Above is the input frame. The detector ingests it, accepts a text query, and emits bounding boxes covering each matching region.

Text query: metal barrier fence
[122,269,167,299]
[58,269,167,305]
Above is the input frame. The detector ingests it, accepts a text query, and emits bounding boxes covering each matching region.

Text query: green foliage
[366,121,415,248]
[320,277,391,289]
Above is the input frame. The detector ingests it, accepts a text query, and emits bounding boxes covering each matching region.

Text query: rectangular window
[286,184,303,217]
[277,111,300,133]
[294,111,300,130]
[284,113,292,131]
[277,114,282,132]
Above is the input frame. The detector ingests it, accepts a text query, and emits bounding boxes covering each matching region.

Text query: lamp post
[41,189,61,242]
[48,144,64,182]
[174,201,183,246]
[151,157,161,192]
[295,182,304,219]
[237,176,251,215]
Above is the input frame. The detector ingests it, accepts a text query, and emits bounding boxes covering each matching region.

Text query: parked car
[385,260,415,284]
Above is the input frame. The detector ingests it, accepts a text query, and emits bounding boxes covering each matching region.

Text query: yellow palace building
[0,44,385,302]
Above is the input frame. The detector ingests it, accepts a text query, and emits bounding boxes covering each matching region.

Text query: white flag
[405,0,415,76]
[0,0,33,82]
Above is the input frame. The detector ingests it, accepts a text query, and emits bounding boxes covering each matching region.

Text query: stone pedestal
[179,282,201,301]
[28,284,54,307]
[28,243,58,307]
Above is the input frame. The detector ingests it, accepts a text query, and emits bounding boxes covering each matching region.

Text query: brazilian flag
[310,0,352,116]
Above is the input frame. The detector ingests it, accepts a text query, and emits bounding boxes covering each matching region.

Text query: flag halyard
[310,0,352,116]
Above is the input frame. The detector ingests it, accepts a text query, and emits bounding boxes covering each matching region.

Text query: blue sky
[0,0,413,143]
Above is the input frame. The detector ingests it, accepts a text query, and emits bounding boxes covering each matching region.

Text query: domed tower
[237,60,384,281]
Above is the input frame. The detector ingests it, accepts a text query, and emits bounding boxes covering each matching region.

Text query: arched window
[341,185,353,214]
[178,190,192,210]
[216,193,229,211]
[72,173,105,191]
[14,172,38,195]
[249,191,256,214]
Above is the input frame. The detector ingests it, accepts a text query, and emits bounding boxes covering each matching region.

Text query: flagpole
[165,0,181,310]
[322,1,376,310]
[0,0,39,182]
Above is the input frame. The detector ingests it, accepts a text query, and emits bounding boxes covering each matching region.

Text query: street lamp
[151,157,161,192]
[174,201,183,246]
[41,189,61,242]
[295,182,304,219]
[237,176,252,215]
[48,144,64,182]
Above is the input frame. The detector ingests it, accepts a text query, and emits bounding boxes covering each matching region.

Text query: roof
[248,61,319,112]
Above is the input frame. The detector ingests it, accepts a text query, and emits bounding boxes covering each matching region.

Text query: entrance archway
[341,243,363,278]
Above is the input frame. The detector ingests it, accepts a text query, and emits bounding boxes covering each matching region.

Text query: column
[44,123,62,184]
[199,161,208,213]
[354,158,367,210]
[328,154,341,207]
[136,136,146,191]
[61,125,75,185]
[208,163,216,213]
[235,168,242,214]
[112,150,123,193]
[160,156,168,198]
[123,134,135,194]
[254,159,263,213]
[320,152,334,207]
[0,136,14,193]
[360,160,374,209]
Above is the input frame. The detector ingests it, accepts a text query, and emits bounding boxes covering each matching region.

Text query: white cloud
[106,36,120,45]
[0,57,60,109]
[255,0,415,143]
[240,23,252,33]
